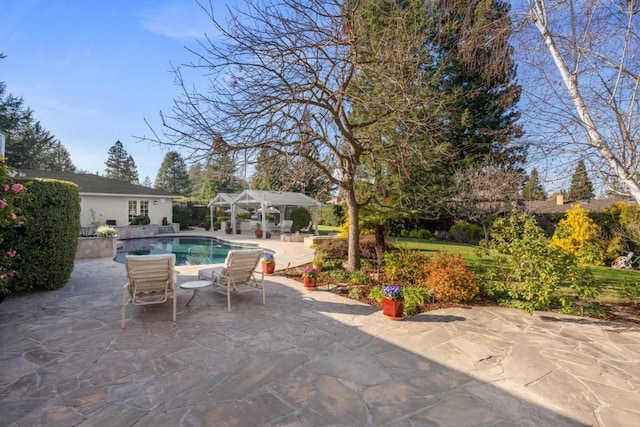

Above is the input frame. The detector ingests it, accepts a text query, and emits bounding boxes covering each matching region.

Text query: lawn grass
[317,225,341,235]
[390,237,640,304]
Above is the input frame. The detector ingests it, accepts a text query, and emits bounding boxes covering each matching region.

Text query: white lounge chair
[300,221,313,233]
[198,249,265,312]
[121,254,178,328]
[280,219,293,234]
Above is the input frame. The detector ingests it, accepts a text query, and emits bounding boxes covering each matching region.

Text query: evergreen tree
[521,168,547,200]
[142,176,153,188]
[123,155,139,184]
[429,0,523,166]
[567,160,594,200]
[105,140,138,183]
[1,58,75,171]
[155,151,190,195]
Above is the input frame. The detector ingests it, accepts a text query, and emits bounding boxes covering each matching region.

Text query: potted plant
[312,254,324,272]
[201,215,211,231]
[302,266,318,290]
[381,284,404,320]
[254,223,263,238]
[262,253,275,275]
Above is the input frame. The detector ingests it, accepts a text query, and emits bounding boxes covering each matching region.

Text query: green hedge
[290,206,311,232]
[8,178,80,292]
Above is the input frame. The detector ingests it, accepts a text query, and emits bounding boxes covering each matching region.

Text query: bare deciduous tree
[141,0,440,270]
[516,0,640,201]
[452,161,524,241]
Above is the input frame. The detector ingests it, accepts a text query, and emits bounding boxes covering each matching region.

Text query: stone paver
[1,232,640,426]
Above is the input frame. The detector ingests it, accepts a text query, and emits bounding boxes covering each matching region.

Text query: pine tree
[154,151,190,195]
[104,140,128,180]
[567,160,594,200]
[105,141,138,183]
[123,155,139,185]
[142,176,153,188]
[521,168,547,200]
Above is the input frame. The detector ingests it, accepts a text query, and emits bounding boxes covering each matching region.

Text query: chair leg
[172,292,177,321]
[227,283,231,312]
[121,287,128,328]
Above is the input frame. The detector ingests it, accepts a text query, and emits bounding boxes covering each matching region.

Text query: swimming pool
[114,237,256,266]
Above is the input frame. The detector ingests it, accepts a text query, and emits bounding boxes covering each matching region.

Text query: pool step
[156,225,176,234]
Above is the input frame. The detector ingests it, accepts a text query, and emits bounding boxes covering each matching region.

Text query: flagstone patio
[1,232,640,426]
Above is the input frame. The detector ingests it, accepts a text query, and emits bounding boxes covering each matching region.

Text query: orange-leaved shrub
[425,252,478,303]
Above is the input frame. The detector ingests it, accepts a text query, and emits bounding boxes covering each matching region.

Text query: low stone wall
[304,235,336,247]
[76,237,117,260]
[113,224,179,239]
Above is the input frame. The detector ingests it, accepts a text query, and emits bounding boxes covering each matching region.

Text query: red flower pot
[303,277,317,289]
[262,262,275,275]
[382,297,404,320]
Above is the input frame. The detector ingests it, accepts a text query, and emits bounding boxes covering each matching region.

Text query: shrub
[425,252,478,303]
[399,229,409,237]
[549,204,604,265]
[96,226,117,237]
[488,213,597,313]
[172,205,191,230]
[130,214,151,225]
[417,229,432,240]
[290,206,311,232]
[408,229,419,239]
[449,222,483,244]
[8,178,80,292]
[0,158,26,294]
[315,235,394,260]
[383,249,430,286]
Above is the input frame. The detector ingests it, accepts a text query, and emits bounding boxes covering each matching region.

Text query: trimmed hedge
[8,178,80,292]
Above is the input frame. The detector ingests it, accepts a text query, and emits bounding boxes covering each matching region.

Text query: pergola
[207,190,323,238]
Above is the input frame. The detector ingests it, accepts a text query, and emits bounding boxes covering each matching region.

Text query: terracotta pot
[225,228,232,234]
[255,230,264,238]
[262,262,275,275]
[303,277,317,289]
[382,297,404,320]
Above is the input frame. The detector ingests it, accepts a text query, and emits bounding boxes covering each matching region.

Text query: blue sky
[1,0,230,182]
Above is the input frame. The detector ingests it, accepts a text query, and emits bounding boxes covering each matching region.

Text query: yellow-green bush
[383,249,430,286]
[425,252,478,303]
[549,204,604,265]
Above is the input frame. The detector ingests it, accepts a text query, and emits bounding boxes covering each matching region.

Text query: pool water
[114,237,254,266]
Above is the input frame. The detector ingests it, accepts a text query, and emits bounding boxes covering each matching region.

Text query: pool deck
[1,230,640,426]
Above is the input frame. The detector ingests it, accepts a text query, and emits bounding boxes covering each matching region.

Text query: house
[524,193,631,214]
[17,170,182,228]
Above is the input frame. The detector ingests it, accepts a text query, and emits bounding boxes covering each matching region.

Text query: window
[128,200,137,223]
[140,200,149,217]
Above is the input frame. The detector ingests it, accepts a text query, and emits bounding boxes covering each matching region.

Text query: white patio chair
[121,254,177,328]
[198,249,265,312]
[280,219,293,234]
[300,221,313,233]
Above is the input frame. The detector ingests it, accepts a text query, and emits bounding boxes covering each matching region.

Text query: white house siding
[80,194,173,227]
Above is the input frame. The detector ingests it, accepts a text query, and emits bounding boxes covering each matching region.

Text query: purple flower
[382,284,403,300]
[262,253,275,263]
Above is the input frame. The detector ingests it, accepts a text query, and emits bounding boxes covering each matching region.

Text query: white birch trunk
[529,0,640,204]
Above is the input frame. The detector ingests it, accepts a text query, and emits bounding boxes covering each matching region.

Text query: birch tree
[521,0,640,202]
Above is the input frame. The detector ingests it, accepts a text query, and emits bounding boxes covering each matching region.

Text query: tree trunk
[374,224,385,268]
[345,190,361,272]
[530,1,640,204]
